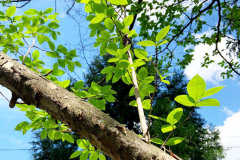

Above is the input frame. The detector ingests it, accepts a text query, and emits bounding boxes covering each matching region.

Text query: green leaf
[196,98,220,107]
[99,154,106,160]
[70,151,81,159]
[161,125,176,133]
[123,15,134,27]
[32,50,40,60]
[106,48,118,56]
[138,67,148,80]
[24,9,38,15]
[187,74,206,102]
[105,95,115,102]
[54,80,70,88]
[90,14,106,24]
[104,18,114,32]
[134,49,148,59]
[101,66,114,74]
[112,69,122,83]
[15,121,29,131]
[151,138,164,145]
[75,61,82,67]
[48,41,55,51]
[167,108,183,125]
[37,26,51,33]
[108,57,119,63]
[89,99,106,110]
[46,52,59,58]
[54,131,63,140]
[137,40,155,46]
[64,133,74,143]
[165,137,185,146]
[108,0,128,5]
[77,139,88,150]
[157,40,168,46]
[40,129,48,139]
[48,130,55,141]
[119,60,130,68]
[52,69,65,76]
[48,22,60,29]
[6,6,16,17]
[74,80,84,90]
[44,8,53,14]
[80,150,89,160]
[174,95,195,107]
[142,99,151,110]
[203,86,224,98]
[156,25,170,43]
[89,152,98,160]
[148,115,168,123]
[67,61,75,72]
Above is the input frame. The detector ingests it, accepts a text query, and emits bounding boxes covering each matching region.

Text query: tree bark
[0,52,175,160]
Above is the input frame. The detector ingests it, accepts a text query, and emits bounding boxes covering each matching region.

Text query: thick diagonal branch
[0,52,175,160]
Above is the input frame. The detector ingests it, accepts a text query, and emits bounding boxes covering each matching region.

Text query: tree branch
[0,52,176,160]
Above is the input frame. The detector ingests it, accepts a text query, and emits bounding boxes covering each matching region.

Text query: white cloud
[218,111,240,160]
[221,107,234,116]
[184,30,240,84]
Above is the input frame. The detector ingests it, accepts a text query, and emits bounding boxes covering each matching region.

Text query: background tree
[30,131,78,160]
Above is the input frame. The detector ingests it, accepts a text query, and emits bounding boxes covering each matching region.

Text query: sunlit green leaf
[161,125,176,133]
[123,15,134,27]
[156,25,170,43]
[196,98,220,107]
[134,49,148,59]
[6,6,16,17]
[148,115,168,123]
[80,150,89,160]
[187,74,206,102]
[137,40,155,46]
[165,137,185,146]
[64,133,74,143]
[70,151,81,159]
[174,95,195,107]
[151,138,164,145]
[90,14,106,24]
[32,50,40,60]
[40,129,48,139]
[108,0,128,5]
[104,18,114,32]
[203,86,224,98]
[24,8,38,15]
[167,108,183,125]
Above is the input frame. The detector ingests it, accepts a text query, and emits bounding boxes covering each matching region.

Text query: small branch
[66,0,76,15]
[162,107,195,147]
[0,91,10,102]
[162,0,217,53]
[22,37,35,64]
[129,0,143,31]
[215,0,240,76]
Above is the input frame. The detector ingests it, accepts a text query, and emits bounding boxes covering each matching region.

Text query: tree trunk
[0,52,176,160]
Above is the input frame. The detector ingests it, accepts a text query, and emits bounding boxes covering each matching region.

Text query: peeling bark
[0,52,176,160]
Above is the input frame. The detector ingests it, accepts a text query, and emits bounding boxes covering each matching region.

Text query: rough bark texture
[0,53,175,160]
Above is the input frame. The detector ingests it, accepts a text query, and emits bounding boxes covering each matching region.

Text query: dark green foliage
[30,131,78,160]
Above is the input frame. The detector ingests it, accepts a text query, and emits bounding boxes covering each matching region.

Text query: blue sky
[0,0,240,159]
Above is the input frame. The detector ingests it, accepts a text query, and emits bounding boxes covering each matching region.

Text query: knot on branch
[9,92,19,108]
